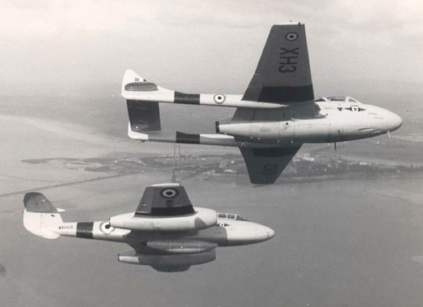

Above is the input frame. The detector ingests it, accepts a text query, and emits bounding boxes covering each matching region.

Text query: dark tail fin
[127,100,161,132]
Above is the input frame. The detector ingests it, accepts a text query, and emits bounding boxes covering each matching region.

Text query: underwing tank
[118,249,216,272]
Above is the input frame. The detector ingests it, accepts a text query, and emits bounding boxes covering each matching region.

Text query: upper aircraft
[23,183,274,272]
[122,23,402,184]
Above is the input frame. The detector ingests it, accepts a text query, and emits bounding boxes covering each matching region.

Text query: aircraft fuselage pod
[23,184,274,272]
[43,216,274,248]
[216,96,402,145]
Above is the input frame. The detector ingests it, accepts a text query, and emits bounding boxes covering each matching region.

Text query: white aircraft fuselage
[217,96,402,146]
[38,216,274,247]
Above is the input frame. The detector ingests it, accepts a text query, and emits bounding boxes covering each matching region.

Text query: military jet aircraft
[123,23,402,184]
[23,183,274,272]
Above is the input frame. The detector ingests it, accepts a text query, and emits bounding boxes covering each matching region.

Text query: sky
[0,0,422,96]
[1,2,423,306]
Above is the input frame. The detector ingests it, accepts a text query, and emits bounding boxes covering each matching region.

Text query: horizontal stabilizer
[125,81,158,92]
[122,69,145,88]
[122,69,173,101]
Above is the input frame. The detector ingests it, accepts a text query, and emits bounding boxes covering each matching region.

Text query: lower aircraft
[23,183,274,272]
[123,23,402,184]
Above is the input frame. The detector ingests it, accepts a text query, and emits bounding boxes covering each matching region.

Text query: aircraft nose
[226,222,276,245]
[255,225,275,241]
[388,112,403,132]
[267,228,275,239]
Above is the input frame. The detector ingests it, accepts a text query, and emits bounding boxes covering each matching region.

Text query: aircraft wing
[241,23,315,118]
[135,183,195,216]
[230,24,311,183]
[239,146,301,184]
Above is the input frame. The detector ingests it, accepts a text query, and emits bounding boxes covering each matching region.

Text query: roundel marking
[160,188,179,199]
[214,94,226,105]
[351,106,359,112]
[99,222,115,235]
[285,32,298,41]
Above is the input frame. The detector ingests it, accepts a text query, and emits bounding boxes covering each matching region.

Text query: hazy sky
[0,0,422,96]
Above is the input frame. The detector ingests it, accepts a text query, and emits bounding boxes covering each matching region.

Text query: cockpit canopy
[218,213,248,221]
[315,96,361,103]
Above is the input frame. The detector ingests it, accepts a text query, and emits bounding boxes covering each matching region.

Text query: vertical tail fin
[122,70,162,133]
[23,193,64,239]
[127,100,161,132]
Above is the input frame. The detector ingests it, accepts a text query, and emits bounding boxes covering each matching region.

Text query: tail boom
[23,193,129,241]
[128,127,284,148]
[122,69,282,109]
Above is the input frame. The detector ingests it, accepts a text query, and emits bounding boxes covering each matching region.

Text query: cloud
[0,0,421,95]
[2,0,422,36]
[330,0,423,37]
[0,0,158,39]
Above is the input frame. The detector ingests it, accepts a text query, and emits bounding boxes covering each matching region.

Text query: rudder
[122,69,162,132]
[127,100,161,132]
[23,193,63,239]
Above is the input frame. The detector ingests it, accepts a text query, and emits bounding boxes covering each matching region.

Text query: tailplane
[23,193,64,239]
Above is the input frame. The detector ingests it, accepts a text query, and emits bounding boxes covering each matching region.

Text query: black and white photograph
[1,1,422,306]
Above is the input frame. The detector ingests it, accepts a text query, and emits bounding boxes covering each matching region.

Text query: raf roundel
[214,94,226,104]
[285,32,298,41]
[99,222,115,235]
[160,188,179,199]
